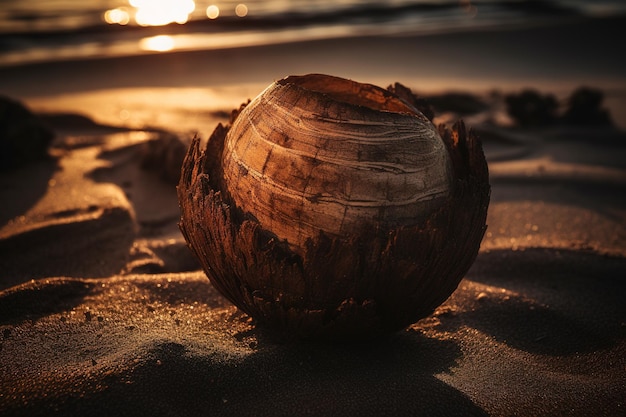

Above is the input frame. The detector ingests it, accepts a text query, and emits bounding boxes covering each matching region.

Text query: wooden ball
[221,74,453,254]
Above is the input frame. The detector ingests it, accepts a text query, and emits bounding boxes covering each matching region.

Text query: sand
[1,15,626,416]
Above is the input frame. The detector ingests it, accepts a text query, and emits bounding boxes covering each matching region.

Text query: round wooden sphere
[221,74,453,254]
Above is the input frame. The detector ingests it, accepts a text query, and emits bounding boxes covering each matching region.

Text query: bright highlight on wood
[221,74,453,254]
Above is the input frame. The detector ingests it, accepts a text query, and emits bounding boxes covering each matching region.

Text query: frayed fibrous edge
[178,101,490,341]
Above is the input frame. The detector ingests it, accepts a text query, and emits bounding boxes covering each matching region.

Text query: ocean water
[0,0,625,66]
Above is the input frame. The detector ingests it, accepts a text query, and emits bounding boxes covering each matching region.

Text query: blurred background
[2,0,626,66]
[1,0,626,136]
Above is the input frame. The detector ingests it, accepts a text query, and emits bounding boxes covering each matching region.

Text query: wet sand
[1,15,625,416]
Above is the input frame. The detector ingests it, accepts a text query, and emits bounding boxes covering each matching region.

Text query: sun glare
[235,4,248,17]
[206,5,219,19]
[129,0,195,26]
[104,8,130,25]
[105,1,251,26]
[140,35,175,51]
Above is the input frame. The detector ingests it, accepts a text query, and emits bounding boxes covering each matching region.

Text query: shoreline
[1,14,625,132]
[1,15,625,93]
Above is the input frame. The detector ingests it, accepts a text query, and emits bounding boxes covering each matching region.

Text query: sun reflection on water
[102,2,251,55]
[132,0,196,26]
[104,0,197,27]
[206,5,220,19]
[235,4,249,17]
[139,35,175,52]
[104,1,250,26]
[104,8,130,25]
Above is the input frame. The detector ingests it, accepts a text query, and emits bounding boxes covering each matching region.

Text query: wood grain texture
[221,74,453,254]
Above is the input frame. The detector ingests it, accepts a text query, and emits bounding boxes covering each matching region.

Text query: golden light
[104,8,130,25]
[206,5,220,19]
[235,4,248,17]
[140,35,175,52]
[131,0,195,26]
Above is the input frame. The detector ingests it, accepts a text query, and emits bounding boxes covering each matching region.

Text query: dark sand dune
[1,248,623,416]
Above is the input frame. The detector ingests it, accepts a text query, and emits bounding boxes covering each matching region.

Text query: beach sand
[1,15,625,416]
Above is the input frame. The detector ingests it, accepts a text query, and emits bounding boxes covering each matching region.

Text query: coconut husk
[178,88,490,341]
